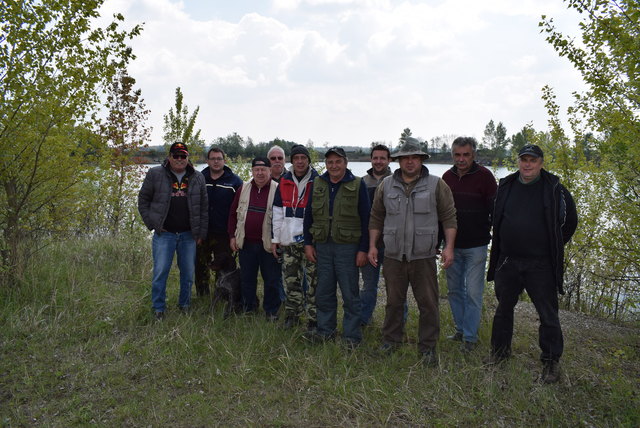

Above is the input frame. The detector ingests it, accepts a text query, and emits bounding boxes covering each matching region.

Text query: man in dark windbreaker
[195,147,242,297]
[485,144,578,384]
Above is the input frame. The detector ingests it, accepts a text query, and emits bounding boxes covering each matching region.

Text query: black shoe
[306,320,317,334]
[483,352,509,365]
[266,313,279,323]
[283,315,300,329]
[447,332,463,342]
[541,360,561,384]
[461,340,477,353]
[154,311,165,321]
[379,342,399,356]
[178,305,190,314]
[420,348,438,367]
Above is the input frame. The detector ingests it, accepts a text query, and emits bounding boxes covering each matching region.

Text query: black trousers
[491,256,563,362]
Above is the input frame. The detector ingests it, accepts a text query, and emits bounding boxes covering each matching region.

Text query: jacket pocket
[413,193,431,214]
[383,226,400,255]
[413,227,436,255]
[385,193,402,214]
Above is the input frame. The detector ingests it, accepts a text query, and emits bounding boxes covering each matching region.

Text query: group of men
[138,136,577,384]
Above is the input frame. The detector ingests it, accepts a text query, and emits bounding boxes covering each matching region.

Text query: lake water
[187,161,511,179]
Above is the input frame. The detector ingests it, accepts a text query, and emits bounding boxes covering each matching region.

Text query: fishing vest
[310,177,361,244]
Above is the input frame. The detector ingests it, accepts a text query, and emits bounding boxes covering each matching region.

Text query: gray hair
[451,136,477,153]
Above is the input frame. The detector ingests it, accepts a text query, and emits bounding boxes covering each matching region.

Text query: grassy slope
[1,237,638,427]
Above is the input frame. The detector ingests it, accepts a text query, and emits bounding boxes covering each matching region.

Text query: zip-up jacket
[201,165,243,236]
[138,160,208,240]
[486,169,578,294]
[272,166,319,245]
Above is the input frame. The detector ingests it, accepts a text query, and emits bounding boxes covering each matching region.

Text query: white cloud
[97,0,587,146]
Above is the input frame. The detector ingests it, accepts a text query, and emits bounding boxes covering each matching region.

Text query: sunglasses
[172,154,187,160]
[269,156,284,160]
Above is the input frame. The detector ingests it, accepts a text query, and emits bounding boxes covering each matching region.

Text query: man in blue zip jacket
[195,147,243,297]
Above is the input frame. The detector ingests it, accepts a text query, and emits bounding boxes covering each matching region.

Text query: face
[269,149,285,177]
[168,152,188,173]
[452,144,475,175]
[291,154,309,176]
[252,165,271,187]
[325,153,347,182]
[371,149,390,175]
[207,151,225,173]
[398,155,423,178]
[518,155,543,183]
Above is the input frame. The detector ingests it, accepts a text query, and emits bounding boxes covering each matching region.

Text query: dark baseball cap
[324,146,347,159]
[251,156,271,168]
[518,144,544,158]
[169,142,189,155]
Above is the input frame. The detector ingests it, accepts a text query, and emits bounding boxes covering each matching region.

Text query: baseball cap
[324,147,347,159]
[518,144,544,158]
[251,156,271,168]
[169,142,189,155]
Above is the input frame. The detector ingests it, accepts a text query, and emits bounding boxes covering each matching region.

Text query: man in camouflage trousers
[272,144,320,331]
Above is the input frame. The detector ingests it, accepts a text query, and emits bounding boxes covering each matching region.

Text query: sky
[99,0,585,148]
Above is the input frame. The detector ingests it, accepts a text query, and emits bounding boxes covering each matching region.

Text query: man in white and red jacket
[271,144,319,331]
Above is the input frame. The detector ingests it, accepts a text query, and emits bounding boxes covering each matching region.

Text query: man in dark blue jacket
[195,147,243,297]
[485,144,578,384]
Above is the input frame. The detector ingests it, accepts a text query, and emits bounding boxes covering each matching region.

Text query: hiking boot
[154,311,165,321]
[420,348,438,367]
[447,332,463,342]
[265,313,279,323]
[461,340,477,353]
[283,315,300,329]
[541,360,561,384]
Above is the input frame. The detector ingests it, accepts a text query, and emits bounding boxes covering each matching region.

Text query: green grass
[1,236,639,427]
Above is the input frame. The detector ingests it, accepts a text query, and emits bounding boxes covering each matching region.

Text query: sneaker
[461,340,477,353]
[541,360,561,384]
[447,332,463,342]
[154,311,165,321]
[420,348,438,367]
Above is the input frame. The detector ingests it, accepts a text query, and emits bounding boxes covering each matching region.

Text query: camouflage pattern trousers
[282,242,317,322]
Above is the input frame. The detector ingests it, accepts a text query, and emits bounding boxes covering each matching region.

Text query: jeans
[491,256,563,362]
[315,241,362,343]
[360,247,408,325]
[445,245,488,343]
[151,230,196,312]
[238,242,284,316]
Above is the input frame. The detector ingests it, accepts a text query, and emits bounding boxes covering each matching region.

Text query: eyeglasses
[172,154,187,160]
[208,157,224,161]
[269,156,284,161]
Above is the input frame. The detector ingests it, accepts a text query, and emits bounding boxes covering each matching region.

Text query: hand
[271,243,279,258]
[356,251,368,267]
[230,237,239,252]
[367,248,379,268]
[304,244,317,263]
[441,246,454,269]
